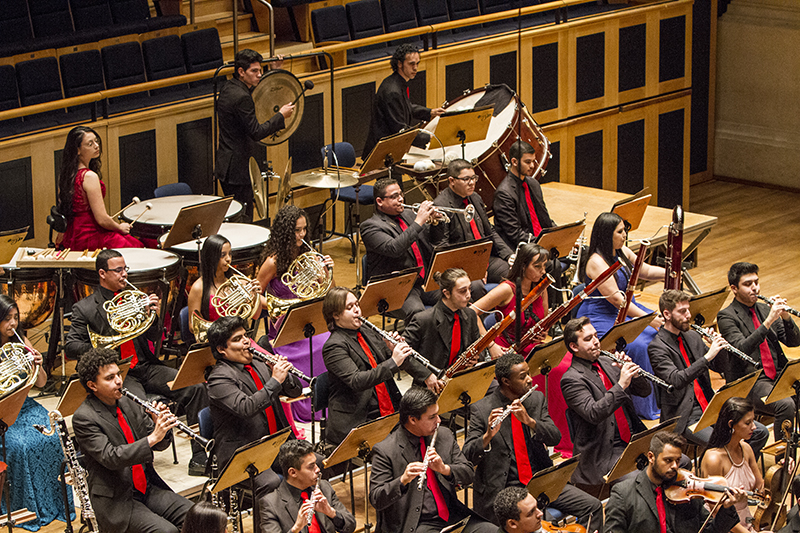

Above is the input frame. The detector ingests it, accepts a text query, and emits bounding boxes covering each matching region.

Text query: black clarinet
[758,295,800,318]
[600,350,675,393]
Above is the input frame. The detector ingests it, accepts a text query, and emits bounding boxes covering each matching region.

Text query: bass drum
[0,265,56,330]
[401,84,550,212]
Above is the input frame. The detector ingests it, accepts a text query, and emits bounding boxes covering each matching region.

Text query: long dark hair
[506,243,548,283]
[58,126,103,219]
[265,205,308,276]
[707,397,755,449]
[579,212,625,280]
[0,295,20,345]
[180,501,227,533]
[200,234,231,320]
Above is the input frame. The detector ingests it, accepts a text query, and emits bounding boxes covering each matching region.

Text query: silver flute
[358,318,445,378]
[690,324,760,367]
[600,350,675,393]
[418,422,440,491]
[248,345,312,382]
[758,295,800,318]
[121,388,214,452]
[490,385,539,429]
[306,476,321,524]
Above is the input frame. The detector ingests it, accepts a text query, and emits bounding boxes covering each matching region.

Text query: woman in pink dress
[58,126,143,250]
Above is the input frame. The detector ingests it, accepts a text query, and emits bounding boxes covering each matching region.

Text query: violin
[541,520,586,533]
[663,469,767,505]
[754,420,795,531]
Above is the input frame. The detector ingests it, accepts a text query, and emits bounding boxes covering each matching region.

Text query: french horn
[0,341,37,399]
[191,265,261,343]
[89,279,155,350]
[264,240,333,320]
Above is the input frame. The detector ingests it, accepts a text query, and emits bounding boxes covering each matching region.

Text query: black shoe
[188,459,207,477]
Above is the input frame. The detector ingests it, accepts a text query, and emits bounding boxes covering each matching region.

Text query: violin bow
[770,443,800,531]
[696,496,726,533]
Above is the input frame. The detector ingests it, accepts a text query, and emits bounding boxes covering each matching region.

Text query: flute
[306,476,321,524]
[690,324,760,367]
[758,295,800,318]
[247,345,312,382]
[121,388,214,452]
[490,384,539,429]
[418,422,440,491]
[599,350,675,393]
[358,318,445,378]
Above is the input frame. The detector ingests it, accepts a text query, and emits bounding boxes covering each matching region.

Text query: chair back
[312,371,331,412]
[321,142,356,168]
[154,182,192,197]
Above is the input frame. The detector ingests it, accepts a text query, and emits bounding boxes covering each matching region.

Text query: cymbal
[252,69,304,146]
[292,169,358,189]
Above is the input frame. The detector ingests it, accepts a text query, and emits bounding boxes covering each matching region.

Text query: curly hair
[76,348,120,392]
[390,44,419,73]
[58,126,103,219]
[264,205,308,276]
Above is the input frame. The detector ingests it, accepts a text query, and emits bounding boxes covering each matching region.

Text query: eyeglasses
[381,192,404,200]
[453,175,478,184]
[105,266,130,274]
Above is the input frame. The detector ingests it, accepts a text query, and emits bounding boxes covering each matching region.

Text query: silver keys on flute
[490,385,539,429]
[418,422,440,491]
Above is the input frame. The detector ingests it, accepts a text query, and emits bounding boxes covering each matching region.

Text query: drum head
[252,69,304,146]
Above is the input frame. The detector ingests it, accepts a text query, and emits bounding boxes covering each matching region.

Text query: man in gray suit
[259,439,355,533]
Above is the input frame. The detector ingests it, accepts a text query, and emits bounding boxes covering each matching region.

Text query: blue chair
[198,406,213,440]
[179,306,194,346]
[155,182,193,197]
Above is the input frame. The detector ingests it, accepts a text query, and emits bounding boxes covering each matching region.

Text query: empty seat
[0,65,22,136]
[447,0,488,38]
[69,0,114,32]
[311,5,350,67]
[381,0,423,47]
[15,56,67,126]
[346,0,390,63]
[0,0,33,45]
[479,0,521,33]
[102,41,149,111]
[110,0,186,32]
[29,0,74,38]
[60,49,104,116]
[415,0,457,45]
[181,28,223,90]
[142,35,188,98]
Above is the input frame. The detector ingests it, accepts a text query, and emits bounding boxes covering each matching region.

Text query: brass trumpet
[402,203,475,225]
[89,279,155,349]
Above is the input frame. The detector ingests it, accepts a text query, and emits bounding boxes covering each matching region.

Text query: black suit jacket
[605,468,739,533]
[361,208,432,280]
[215,77,286,186]
[369,424,475,533]
[259,478,356,533]
[561,355,649,486]
[205,358,302,468]
[363,72,431,156]
[429,187,513,260]
[717,298,800,382]
[402,300,482,385]
[648,327,722,434]
[493,171,554,249]
[73,394,174,533]
[322,325,405,445]
[463,388,560,521]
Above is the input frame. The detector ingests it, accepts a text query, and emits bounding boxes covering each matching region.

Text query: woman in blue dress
[0,295,75,530]
[579,212,665,420]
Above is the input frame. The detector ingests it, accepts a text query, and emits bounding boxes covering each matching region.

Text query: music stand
[161,197,232,249]
[358,268,419,330]
[526,337,568,398]
[526,455,580,514]
[688,370,760,433]
[0,227,28,265]
[169,346,216,391]
[610,189,651,232]
[432,105,494,160]
[360,129,420,177]
[213,427,291,533]
[323,413,400,533]
[438,361,497,416]
[689,287,730,327]
[422,239,493,292]
[599,313,655,354]
[603,418,679,484]
[535,220,586,261]
[0,382,36,532]
[765,358,800,406]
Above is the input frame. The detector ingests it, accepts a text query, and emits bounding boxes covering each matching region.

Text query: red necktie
[462,198,482,240]
[301,489,322,533]
[356,332,394,416]
[406,86,410,99]
[420,436,449,521]
[592,362,632,442]
[449,313,461,365]
[522,181,543,236]
[511,415,534,485]
[244,364,278,433]
[655,486,667,533]
[116,406,147,494]
[750,307,776,380]
[396,217,425,279]
[678,336,709,410]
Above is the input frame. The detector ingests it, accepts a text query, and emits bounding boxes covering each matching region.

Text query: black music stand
[213,427,291,533]
[432,105,494,160]
[526,456,580,527]
[599,313,655,354]
[438,361,497,434]
[526,336,568,398]
[422,239,493,293]
[535,220,586,261]
[610,188,651,233]
[603,418,679,488]
[689,286,730,328]
[324,413,399,533]
[0,382,37,532]
[358,268,419,330]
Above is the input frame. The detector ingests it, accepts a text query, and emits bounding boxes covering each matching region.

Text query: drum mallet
[113,196,140,219]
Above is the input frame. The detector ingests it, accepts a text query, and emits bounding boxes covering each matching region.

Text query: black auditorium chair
[0,65,22,138]
[381,0,423,47]
[478,0,520,33]
[311,5,351,67]
[518,0,553,28]
[141,35,189,99]
[69,0,114,32]
[0,0,33,57]
[60,49,105,119]
[15,56,69,128]
[345,0,390,63]
[101,41,150,112]
[181,28,224,91]
[29,0,75,39]
[446,0,488,39]
[110,0,186,32]
[414,0,458,46]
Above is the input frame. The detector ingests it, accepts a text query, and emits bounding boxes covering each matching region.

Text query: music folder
[535,219,585,260]
[161,196,232,249]
[610,188,651,232]
[604,418,678,484]
[688,370,760,433]
[422,238,493,292]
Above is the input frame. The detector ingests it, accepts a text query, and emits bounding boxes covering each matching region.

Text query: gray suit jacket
[259,478,356,533]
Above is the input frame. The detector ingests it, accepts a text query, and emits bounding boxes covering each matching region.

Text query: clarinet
[758,295,800,318]
[358,318,445,378]
[690,324,760,367]
[248,345,312,382]
[490,385,539,429]
[35,411,100,532]
[121,388,215,452]
[600,350,675,392]
[418,422,440,490]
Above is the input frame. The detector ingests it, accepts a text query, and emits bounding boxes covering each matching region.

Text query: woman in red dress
[58,126,143,249]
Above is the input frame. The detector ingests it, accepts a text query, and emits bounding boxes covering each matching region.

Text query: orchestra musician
[429,158,513,298]
[464,352,603,529]
[648,289,768,454]
[403,268,502,394]
[180,501,228,533]
[579,211,665,421]
[64,249,209,476]
[560,316,649,497]
[73,348,193,533]
[369,386,496,533]
[205,316,302,495]
[259,439,356,533]
[717,262,800,441]
[493,487,545,533]
[321,286,410,446]
[361,176,439,322]
[604,431,744,533]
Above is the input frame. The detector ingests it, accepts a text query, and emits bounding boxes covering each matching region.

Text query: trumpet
[600,350,675,393]
[418,422,440,490]
[690,324,760,367]
[248,345,312,382]
[121,388,214,452]
[758,295,800,318]
[357,318,445,378]
[490,385,538,429]
[402,203,475,225]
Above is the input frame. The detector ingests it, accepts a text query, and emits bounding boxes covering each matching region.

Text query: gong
[252,69,305,146]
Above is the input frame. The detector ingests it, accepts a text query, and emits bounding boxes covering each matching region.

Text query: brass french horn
[264,240,333,320]
[89,279,155,350]
[191,265,261,343]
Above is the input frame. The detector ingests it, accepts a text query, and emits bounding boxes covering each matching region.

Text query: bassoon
[664,205,683,290]
[615,241,649,325]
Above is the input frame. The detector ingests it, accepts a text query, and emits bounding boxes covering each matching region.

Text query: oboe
[418,422,440,491]
[306,476,321,524]
[690,324,760,367]
[358,318,445,378]
[121,388,215,452]
[599,350,675,393]
[490,384,539,429]
[248,345,312,382]
[758,295,800,318]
